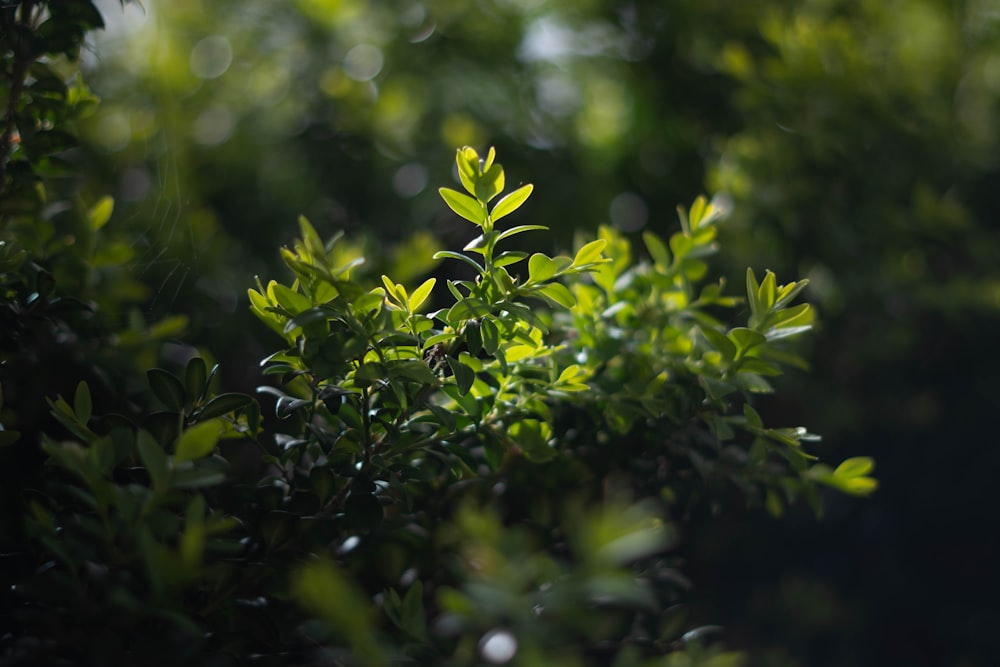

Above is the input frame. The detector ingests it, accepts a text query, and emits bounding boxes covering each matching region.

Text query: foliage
[0,0,186,550]
[4,134,872,664]
[0,2,889,665]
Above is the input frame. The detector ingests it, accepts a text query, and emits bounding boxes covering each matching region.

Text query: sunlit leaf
[439,187,486,225]
[490,184,534,223]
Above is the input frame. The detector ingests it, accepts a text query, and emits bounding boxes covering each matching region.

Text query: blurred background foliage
[75,0,1000,664]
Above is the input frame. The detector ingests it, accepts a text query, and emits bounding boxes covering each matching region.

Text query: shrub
[4,144,874,665]
[1,3,874,665]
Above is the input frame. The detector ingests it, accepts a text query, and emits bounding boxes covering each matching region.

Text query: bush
[1,3,874,665]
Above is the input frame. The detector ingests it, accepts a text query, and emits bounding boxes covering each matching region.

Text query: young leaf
[527,253,558,283]
[758,270,777,311]
[642,232,671,269]
[490,184,534,223]
[535,282,576,308]
[408,277,436,312]
[476,160,505,203]
[439,187,486,225]
[433,250,484,273]
[495,224,548,243]
[834,456,876,478]
[88,195,114,232]
[572,239,608,268]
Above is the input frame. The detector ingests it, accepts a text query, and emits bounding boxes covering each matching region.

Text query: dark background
[77,1,1000,665]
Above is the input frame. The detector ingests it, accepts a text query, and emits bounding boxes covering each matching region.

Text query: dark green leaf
[73,381,92,425]
[148,368,186,411]
[136,429,168,491]
[447,356,475,394]
[185,357,208,403]
[197,393,253,420]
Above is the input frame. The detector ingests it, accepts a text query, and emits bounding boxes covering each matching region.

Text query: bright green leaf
[439,187,486,225]
[536,282,576,308]
[88,195,114,232]
[835,456,876,478]
[527,253,558,283]
[490,184,534,223]
[408,277,436,312]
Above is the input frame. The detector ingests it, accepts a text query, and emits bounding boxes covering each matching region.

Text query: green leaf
[432,250,484,273]
[746,268,762,326]
[642,232,670,269]
[527,253,558,283]
[170,466,227,489]
[401,580,428,641]
[669,231,694,259]
[702,328,736,361]
[757,270,777,310]
[456,146,480,195]
[185,357,208,403]
[88,195,114,232]
[493,251,528,268]
[292,559,386,665]
[728,328,767,357]
[510,419,555,462]
[355,362,387,387]
[765,302,814,330]
[689,195,708,229]
[381,275,407,307]
[446,296,490,323]
[737,358,783,376]
[439,187,486,225]
[408,277,436,312]
[392,360,438,385]
[476,161,505,203]
[136,429,168,491]
[148,368,187,411]
[197,393,253,420]
[535,282,576,308]
[490,184,534,223]
[283,307,330,334]
[835,456,876,478]
[742,404,763,429]
[174,420,223,463]
[447,356,476,394]
[73,381,92,425]
[774,279,810,309]
[480,317,500,355]
[271,283,311,315]
[298,215,325,260]
[495,224,547,243]
[573,239,608,267]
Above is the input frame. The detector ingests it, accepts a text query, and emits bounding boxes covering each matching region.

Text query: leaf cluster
[0,4,876,658]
